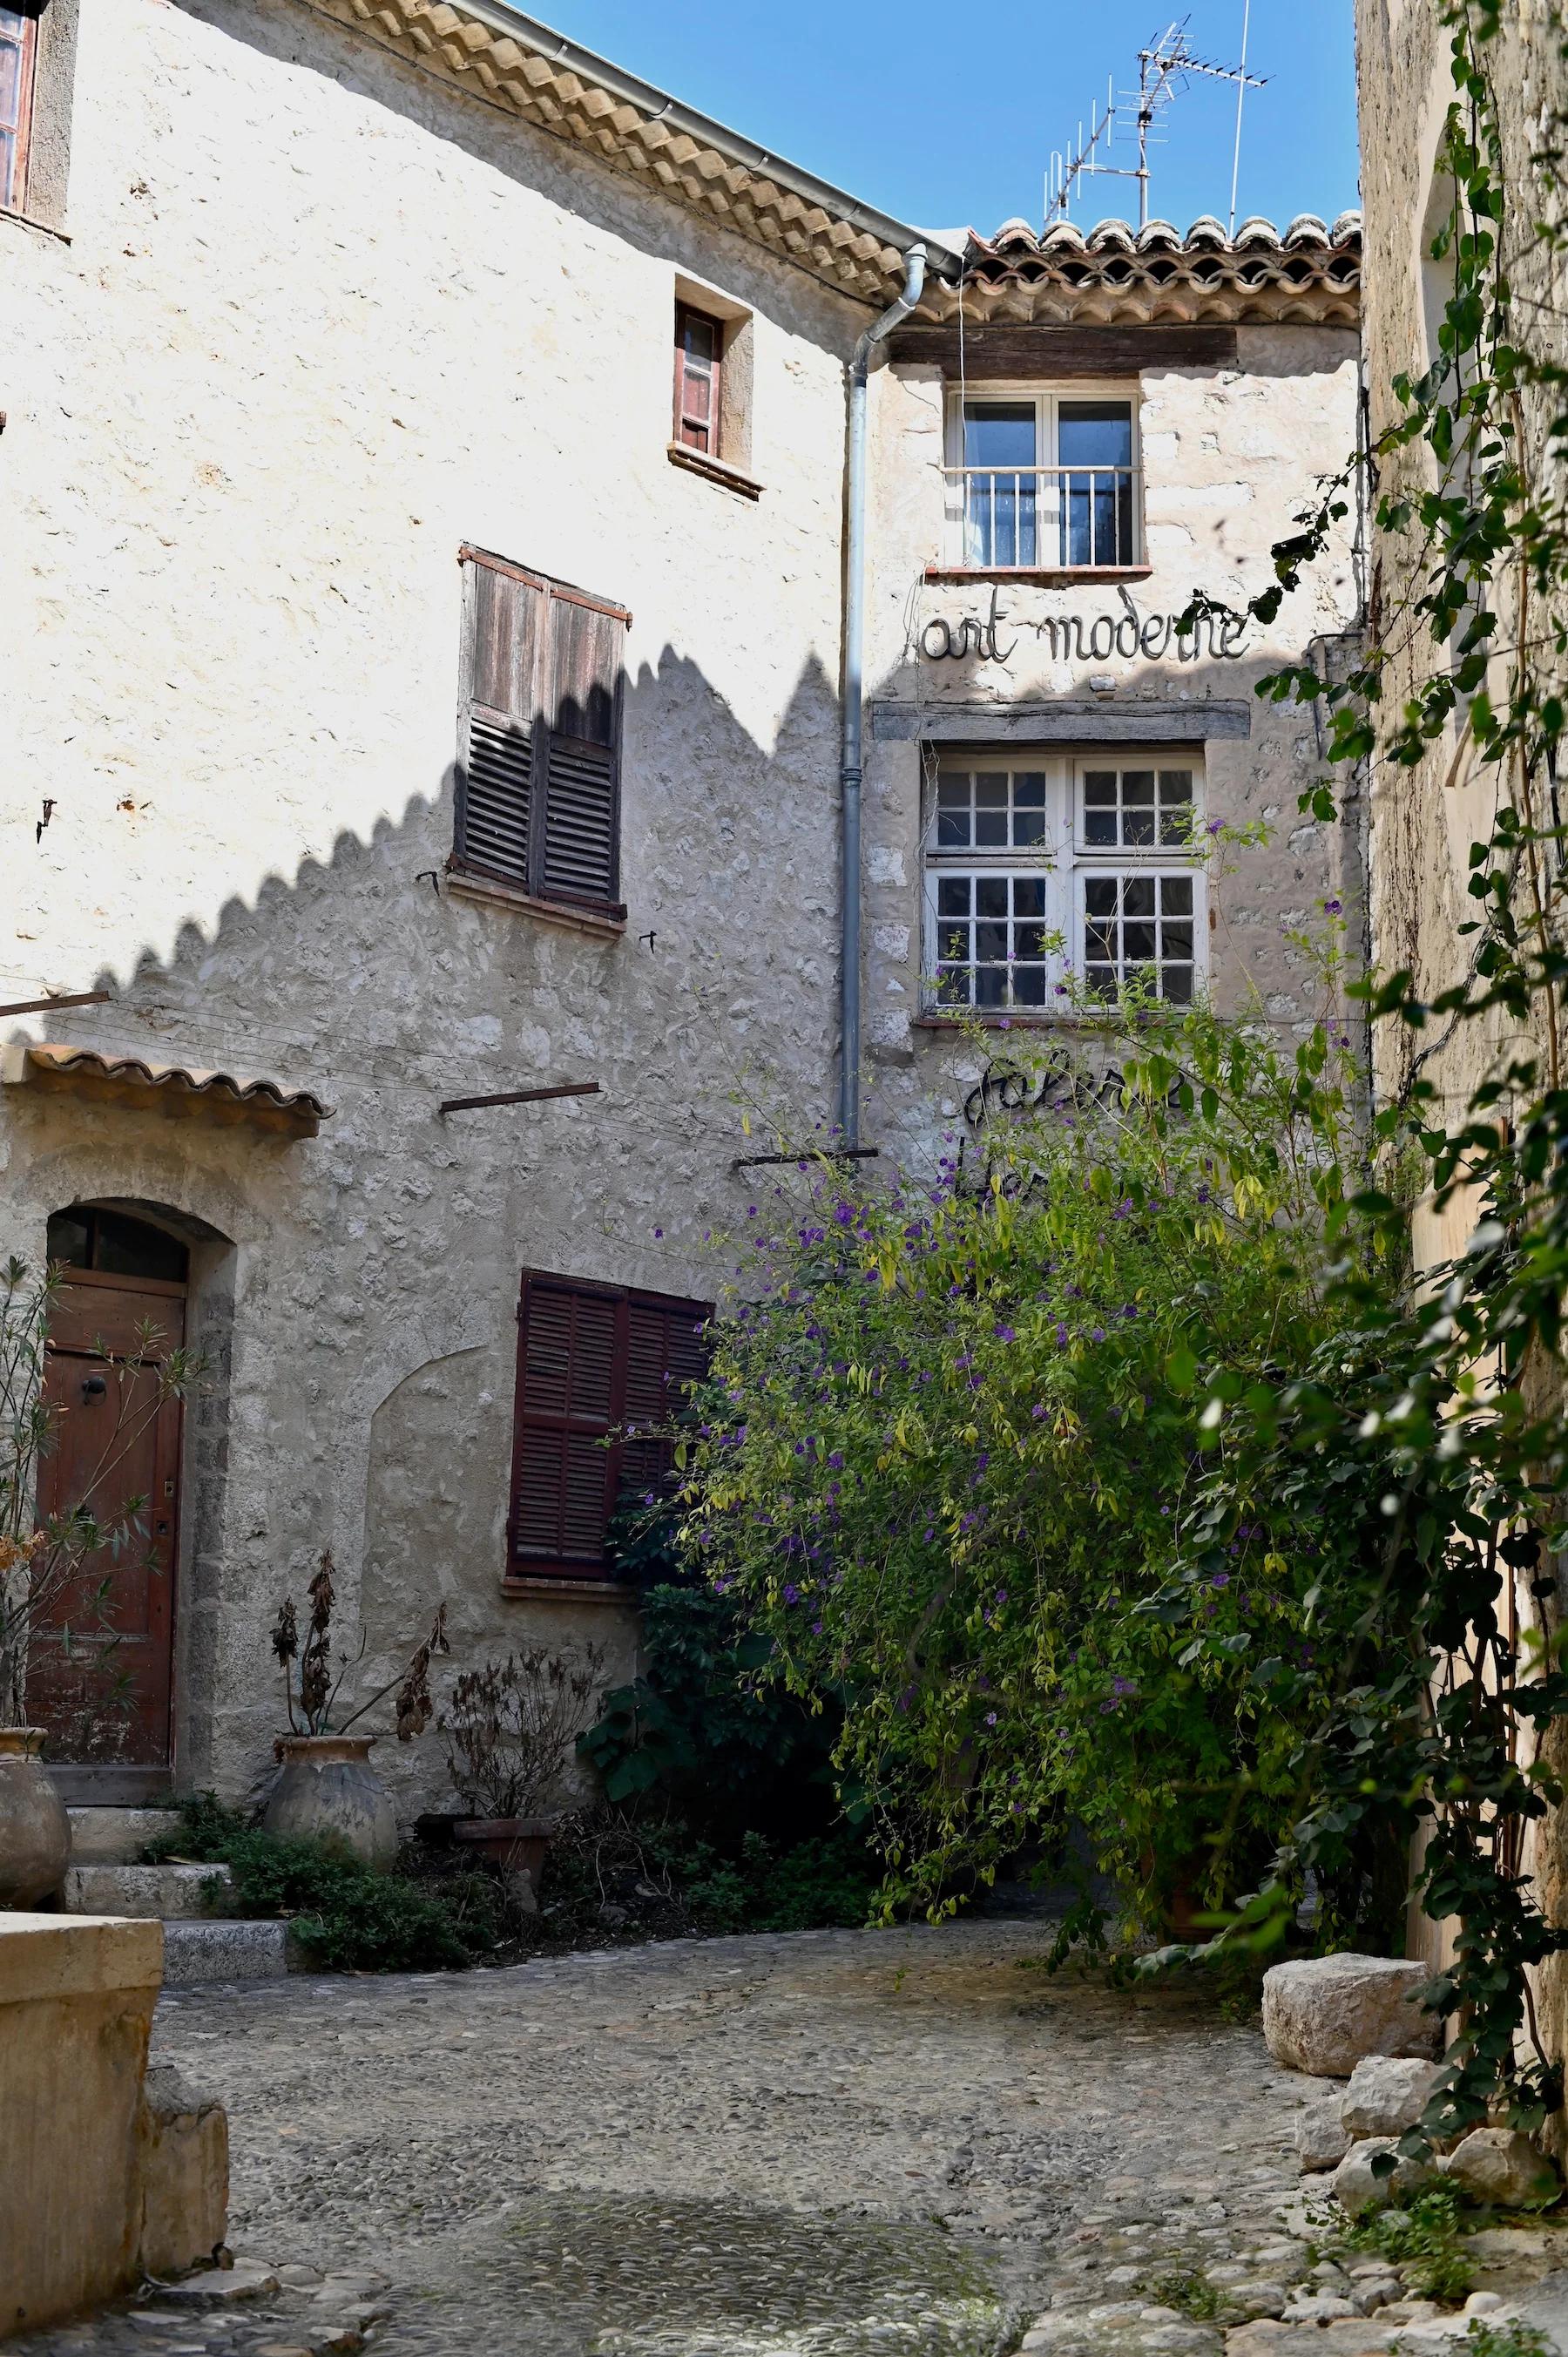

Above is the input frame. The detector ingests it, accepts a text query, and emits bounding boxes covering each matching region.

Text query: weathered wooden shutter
[508,1277,710,1580]
[456,549,544,890]
[509,1277,621,1573]
[621,1295,710,1502]
[535,590,625,910]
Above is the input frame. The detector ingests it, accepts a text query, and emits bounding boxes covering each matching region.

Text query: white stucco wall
[0,0,862,1812]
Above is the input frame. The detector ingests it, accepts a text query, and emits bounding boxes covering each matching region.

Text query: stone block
[1224,2320,1402,2357]
[137,2061,229,2277]
[65,1807,179,1865]
[64,1862,236,1920]
[1441,2130,1559,2210]
[0,1913,162,2336]
[1331,2137,1439,2217]
[1262,1955,1440,2076]
[1342,2056,1442,2137]
[1297,2092,1352,2171]
[159,1919,294,1984]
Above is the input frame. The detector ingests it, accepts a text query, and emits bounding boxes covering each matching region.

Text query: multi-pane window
[0,5,37,213]
[946,389,1140,570]
[1083,874,1197,1003]
[1082,764,1194,850]
[673,301,724,456]
[923,752,1204,1013]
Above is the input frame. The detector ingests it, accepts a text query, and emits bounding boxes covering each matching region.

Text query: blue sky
[529,3,1360,240]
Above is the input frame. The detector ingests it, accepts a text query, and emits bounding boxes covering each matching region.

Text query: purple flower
[828,1451,844,1470]
[984,1711,998,1726]
[782,1583,800,1604]
[1324,897,1343,915]
[995,1324,1016,1342]
[1090,1325,1105,1343]
[652,1226,663,1238]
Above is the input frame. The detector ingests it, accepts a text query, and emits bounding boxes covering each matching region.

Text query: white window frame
[921,748,1206,1015]
[943,382,1144,572]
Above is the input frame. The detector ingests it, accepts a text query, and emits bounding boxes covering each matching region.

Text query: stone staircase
[63,1808,300,1985]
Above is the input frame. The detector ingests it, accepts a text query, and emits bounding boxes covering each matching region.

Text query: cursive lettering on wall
[920,584,1249,667]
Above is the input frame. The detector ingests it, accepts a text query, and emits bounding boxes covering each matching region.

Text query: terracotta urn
[0,1728,71,1908]
[263,1733,397,1873]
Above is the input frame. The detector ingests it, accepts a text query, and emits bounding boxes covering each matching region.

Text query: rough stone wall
[1356,0,1568,2111]
[860,328,1366,1163]
[0,0,862,1814]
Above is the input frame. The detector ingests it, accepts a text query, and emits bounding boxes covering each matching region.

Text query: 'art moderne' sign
[918,584,1249,667]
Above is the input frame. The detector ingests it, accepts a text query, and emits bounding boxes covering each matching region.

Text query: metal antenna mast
[1045,16,1267,233]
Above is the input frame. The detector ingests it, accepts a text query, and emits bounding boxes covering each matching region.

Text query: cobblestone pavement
[12,1920,1485,2357]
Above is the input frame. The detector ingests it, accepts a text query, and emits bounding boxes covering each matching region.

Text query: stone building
[1,0,1362,1824]
[1354,0,1568,2094]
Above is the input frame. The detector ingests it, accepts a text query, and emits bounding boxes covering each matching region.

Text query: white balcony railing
[943,464,1143,570]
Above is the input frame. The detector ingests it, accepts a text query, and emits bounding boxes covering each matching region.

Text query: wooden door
[31,1270,184,1769]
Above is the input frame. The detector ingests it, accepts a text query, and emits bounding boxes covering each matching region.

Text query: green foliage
[676,998,1363,1927]
[1462,2324,1555,2357]
[1342,2184,1474,2304]
[639,1821,881,1934]
[579,1575,846,1841]
[1157,0,1568,2159]
[1144,2272,1224,2322]
[145,1791,502,1972]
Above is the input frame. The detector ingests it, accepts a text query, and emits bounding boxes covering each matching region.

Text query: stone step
[63,1861,238,1920]
[66,1805,180,1864]
[160,1918,298,1985]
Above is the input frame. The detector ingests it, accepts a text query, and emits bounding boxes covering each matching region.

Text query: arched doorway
[30,1205,190,1785]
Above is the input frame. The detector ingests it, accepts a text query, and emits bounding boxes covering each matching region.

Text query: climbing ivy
[1169,0,1568,2153]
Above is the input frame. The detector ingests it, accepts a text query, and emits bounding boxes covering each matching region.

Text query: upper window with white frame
[943,387,1141,572]
[923,750,1201,1014]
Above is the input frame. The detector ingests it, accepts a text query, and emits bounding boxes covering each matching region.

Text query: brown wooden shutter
[508,1275,710,1581]
[535,589,625,910]
[456,549,544,890]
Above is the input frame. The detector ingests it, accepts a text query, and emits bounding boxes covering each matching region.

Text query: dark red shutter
[508,1276,710,1581]
[456,550,544,890]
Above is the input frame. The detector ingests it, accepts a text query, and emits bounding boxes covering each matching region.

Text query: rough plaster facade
[1,0,1360,1819]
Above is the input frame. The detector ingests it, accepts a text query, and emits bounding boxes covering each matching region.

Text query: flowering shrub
[678,999,1365,1930]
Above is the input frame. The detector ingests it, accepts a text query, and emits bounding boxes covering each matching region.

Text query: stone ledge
[666,441,764,499]
[0,1911,163,2002]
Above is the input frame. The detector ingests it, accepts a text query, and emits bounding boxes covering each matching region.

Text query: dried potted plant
[265,1548,449,1872]
[0,1256,199,1906]
[438,1644,605,1893]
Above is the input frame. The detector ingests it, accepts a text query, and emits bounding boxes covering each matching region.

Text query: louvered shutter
[456,552,544,890]
[536,593,624,909]
[621,1296,709,1503]
[508,1277,710,1581]
[509,1277,620,1572]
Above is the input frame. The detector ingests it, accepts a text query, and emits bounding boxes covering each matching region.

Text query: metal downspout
[840,242,928,1149]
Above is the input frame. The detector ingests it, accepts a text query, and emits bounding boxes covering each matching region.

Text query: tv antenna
[1044,13,1267,234]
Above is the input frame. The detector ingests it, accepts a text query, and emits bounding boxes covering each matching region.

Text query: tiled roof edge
[294,0,963,305]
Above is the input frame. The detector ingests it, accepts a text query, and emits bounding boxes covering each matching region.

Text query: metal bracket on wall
[730,1146,881,1170]
[0,990,112,1019]
[438,1081,601,1116]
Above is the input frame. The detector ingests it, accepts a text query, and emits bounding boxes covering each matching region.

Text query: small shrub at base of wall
[145,1793,504,1971]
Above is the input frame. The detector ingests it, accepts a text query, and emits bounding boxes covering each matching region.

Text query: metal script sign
[919,585,1248,666]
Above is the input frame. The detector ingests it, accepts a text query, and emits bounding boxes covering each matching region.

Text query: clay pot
[263,1734,396,1873]
[0,1728,71,1908]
